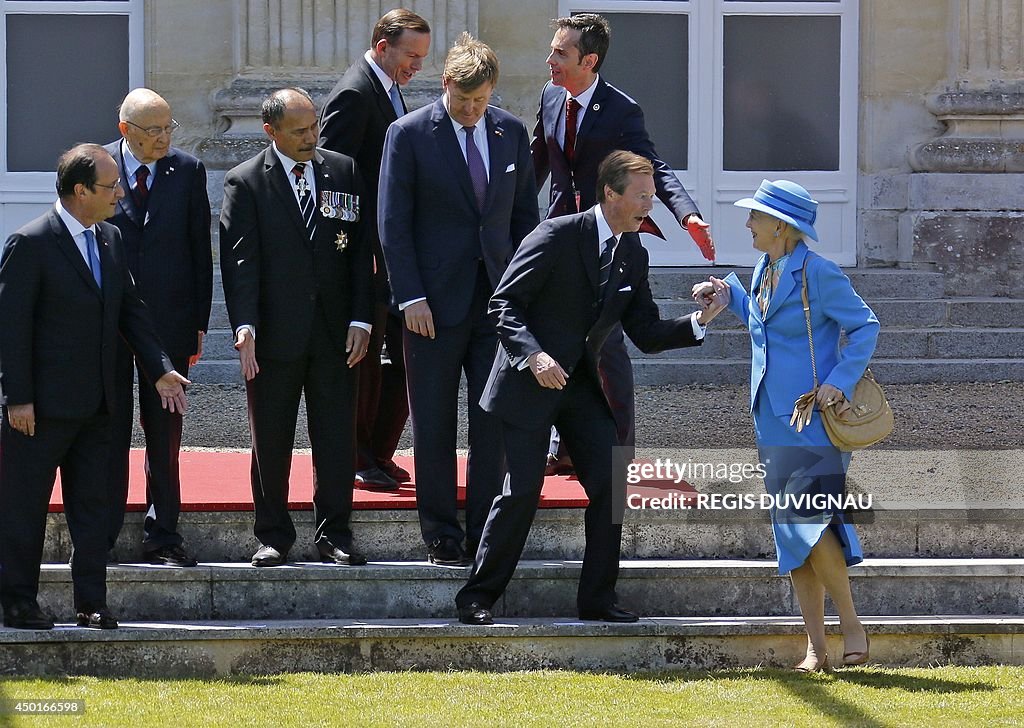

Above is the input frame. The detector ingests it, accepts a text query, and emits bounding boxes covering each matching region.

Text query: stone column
[199,0,478,169]
[905,0,1024,296]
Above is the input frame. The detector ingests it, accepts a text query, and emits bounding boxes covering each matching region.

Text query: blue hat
[734,179,819,242]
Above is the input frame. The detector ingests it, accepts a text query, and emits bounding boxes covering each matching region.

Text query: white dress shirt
[54,199,98,271]
[557,75,600,149]
[121,140,156,191]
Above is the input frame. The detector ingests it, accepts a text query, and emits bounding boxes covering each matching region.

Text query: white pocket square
[618,285,632,292]
[505,163,515,172]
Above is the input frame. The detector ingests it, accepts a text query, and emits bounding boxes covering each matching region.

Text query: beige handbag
[789,258,894,450]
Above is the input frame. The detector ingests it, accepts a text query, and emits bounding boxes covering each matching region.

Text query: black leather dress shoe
[457,602,494,625]
[378,459,411,483]
[251,545,288,567]
[145,544,198,567]
[544,453,575,477]
[428,537,470,566]
[76,609,119,629]
[317,541,368,566]
[578,604,639,623]
[354,466,400,491]
[3,601,54,630]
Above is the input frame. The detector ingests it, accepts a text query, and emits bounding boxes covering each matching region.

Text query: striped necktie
[598,235,615,303]
[292,163,316,243]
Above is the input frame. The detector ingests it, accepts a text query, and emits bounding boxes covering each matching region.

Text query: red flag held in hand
[686,216,715,261]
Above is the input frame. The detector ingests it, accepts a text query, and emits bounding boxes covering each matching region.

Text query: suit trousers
[0,413,112,612]
[550,324,635,460]
[245,303,357,553]
[457,368,624,613]
[403,266,505,547]
[355,302,408,470]
[107,346,190,551]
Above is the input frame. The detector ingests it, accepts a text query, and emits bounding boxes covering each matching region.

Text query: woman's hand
[815,383,845,409]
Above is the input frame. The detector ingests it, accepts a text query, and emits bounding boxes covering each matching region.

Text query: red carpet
[50,451,590,513]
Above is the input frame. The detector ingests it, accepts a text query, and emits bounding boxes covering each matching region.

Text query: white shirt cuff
[399,297,426,311]
[690,313,706,340]
[235,324,255,339]
[350,321,372,333]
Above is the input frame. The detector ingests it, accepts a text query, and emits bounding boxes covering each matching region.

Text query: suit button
[592,302,598,308]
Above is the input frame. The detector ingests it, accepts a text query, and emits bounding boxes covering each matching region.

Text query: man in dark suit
[379,34,539,566]
[533,13,716,471]
[220,88,373,568]
[455,152,729,625]
[319,9,431,491]
[0,144,189,630]
[105,88,212,566]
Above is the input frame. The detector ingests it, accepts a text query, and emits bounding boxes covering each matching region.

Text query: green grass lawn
[2,667,1022,727]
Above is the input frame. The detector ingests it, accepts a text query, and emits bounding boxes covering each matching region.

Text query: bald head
[261,88,319,162]
[118,88,174,163]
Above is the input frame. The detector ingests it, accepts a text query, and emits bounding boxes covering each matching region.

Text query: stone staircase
[189,265,1024,386]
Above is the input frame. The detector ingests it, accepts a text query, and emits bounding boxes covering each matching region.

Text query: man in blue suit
[105,89,212,566]
[379,33,539,566]
[532,13,715,470]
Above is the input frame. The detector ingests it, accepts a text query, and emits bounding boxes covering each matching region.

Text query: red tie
[564,97,581,166]
[134,165,149,208]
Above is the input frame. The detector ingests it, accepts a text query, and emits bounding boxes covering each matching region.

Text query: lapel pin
[494,128,503,137]
[592,103,600,111]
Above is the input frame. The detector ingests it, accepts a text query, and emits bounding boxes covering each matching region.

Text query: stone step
[633,357,1024,385]
[3,615,1019,677]
[29,558,1024,623]
[60,502,1024,566]
[648,268,946,301]
[627,327,1024,360]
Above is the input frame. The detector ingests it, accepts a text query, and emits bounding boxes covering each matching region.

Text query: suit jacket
[378,97,539,327]
[481,210,702,430]
[319,56,402,302]
[219,146,372,361]
[531,78,698,223]
[104,141,212,359]
[0,209,172,419]
[723,241,879,417]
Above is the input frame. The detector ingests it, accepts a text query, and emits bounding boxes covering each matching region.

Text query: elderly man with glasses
[103,88,212,567]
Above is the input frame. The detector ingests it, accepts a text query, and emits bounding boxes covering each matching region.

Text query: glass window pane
[591,12,688,170]
[6,14,129,171]
[723,15,840,171]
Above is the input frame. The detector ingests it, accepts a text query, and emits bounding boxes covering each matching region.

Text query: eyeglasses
[92,180,121,191]
[125,119,180,138]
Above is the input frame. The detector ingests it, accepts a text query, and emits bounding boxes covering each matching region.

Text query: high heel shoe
[843,634,871,666]
[793,654,832,673]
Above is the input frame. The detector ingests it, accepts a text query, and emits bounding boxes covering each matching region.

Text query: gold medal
[335,231,349,251]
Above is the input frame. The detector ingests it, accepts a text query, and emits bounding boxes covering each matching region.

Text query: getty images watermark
[611,449,874,525]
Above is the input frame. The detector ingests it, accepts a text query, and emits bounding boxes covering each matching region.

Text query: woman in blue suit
[695,180,878,672]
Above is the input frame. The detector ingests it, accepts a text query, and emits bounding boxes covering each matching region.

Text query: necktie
[134,164,150,208]
[292,163,316,243]
[388,83,405,118]
[564,97,581,166]
[83,229,102,288]
[463,125,488,210]
[598,235,615,303]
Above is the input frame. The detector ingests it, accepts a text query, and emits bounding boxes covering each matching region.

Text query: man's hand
[694,275,730,326]
[346,326,370,368]
[684,214,715,262]
[7,403,36,436]
[528,351,568,389]
[189,331,205,367]
[155,371,190,414]
[234,327,259,381]
[404,300,435,339]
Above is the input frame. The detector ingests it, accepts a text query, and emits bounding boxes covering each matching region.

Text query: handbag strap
[799,257,819,390]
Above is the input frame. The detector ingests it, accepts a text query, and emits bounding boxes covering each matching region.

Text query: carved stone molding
[911,0,1024,172]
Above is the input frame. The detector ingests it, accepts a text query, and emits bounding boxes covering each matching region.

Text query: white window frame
[561,0,859,266]
[0,0,143,235]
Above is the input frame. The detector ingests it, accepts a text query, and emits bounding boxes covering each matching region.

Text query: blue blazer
[530,78,698,223]
[723,241,879,417]
[378,97,539,327]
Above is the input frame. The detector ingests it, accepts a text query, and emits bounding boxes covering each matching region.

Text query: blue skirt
[753,390,863,575]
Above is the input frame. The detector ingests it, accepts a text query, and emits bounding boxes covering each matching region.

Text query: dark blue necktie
[463,125,488,210]
[598,235,615,303]
[388,84,404,118]
[83,228,102,288]
[292,163,316,243]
